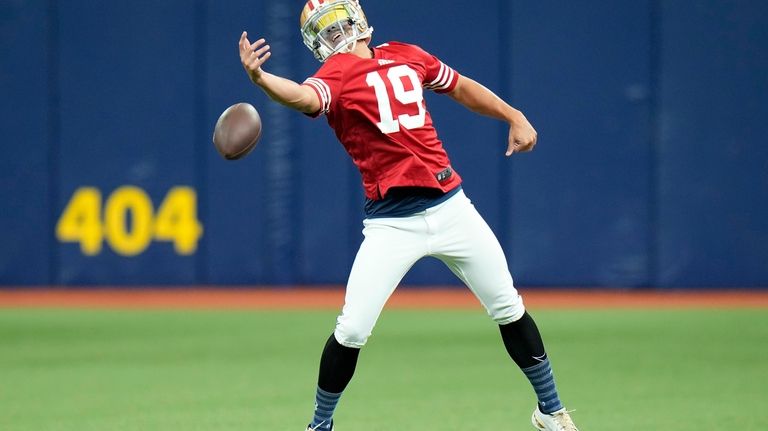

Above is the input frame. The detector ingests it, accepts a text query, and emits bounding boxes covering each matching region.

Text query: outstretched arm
[239,31,321,114]
[447,75,537,156]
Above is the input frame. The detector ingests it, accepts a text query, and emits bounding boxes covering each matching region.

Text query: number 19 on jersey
[366,65,426,134]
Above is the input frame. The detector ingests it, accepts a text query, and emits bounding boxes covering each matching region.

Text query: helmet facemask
[300,0,373,62]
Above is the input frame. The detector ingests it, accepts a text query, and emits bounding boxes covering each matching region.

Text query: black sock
[499,312,564,413]
[498,311,547,369]
[317,333,361,393]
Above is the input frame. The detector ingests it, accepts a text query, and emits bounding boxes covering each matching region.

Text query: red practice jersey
[302,41,462,200]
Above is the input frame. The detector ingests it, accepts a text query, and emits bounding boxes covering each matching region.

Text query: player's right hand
[239,31,271,85]
[506,111,537,156]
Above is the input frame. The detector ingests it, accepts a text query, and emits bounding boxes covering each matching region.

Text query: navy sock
[310,387,340,431]
[522,358,563,414]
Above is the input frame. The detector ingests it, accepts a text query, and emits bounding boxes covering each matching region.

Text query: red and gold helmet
[299,0,373,62]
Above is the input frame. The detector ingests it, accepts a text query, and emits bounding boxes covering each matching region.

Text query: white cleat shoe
[531,407,579,431]
[306,421,334,431]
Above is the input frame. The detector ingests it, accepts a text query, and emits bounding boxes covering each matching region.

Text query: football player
[239,1,579,430]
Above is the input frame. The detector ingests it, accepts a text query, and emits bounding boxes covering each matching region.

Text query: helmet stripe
[308,0,324,11]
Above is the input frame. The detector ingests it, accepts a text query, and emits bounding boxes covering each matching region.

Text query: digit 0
[104,186,154,256]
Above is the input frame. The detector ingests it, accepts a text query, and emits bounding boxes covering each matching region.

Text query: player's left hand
[506,112,537,156]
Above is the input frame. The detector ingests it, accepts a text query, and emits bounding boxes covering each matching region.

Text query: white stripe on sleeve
[425,62,457,91]
[436,68,455,90]
[304,78,332,114]
[426,63,447,87]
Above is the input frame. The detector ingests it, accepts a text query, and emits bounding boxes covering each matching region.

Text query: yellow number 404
[56,186,203,256]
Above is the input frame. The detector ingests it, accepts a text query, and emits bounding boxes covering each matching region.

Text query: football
[212,102,262,160]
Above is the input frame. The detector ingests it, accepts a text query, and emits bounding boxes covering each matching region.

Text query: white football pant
[334,189,526,348]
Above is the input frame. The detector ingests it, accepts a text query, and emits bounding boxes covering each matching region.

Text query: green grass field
[1,308,766,430]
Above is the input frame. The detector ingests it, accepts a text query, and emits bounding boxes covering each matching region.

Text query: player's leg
[308,334,359,431]
[429,191,576,428]
[307,216,427,431]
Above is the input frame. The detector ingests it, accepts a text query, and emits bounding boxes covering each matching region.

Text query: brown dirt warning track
[1,288,767,310]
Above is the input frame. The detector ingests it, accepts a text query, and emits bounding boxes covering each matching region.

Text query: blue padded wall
[506,1,654,287]
[0,0,52,284]
[658,1,768,287]
[1,0,766,287]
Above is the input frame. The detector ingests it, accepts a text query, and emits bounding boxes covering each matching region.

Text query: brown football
[212,102,262,160]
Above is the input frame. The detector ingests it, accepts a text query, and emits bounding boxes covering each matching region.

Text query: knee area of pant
[333,326,369,349]
[490,300,526,326]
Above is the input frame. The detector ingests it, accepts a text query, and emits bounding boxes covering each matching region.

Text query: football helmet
[300,0,373,62]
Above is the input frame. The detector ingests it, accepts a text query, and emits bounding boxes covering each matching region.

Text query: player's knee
[489,294,526,325]
[333,324,371,348]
